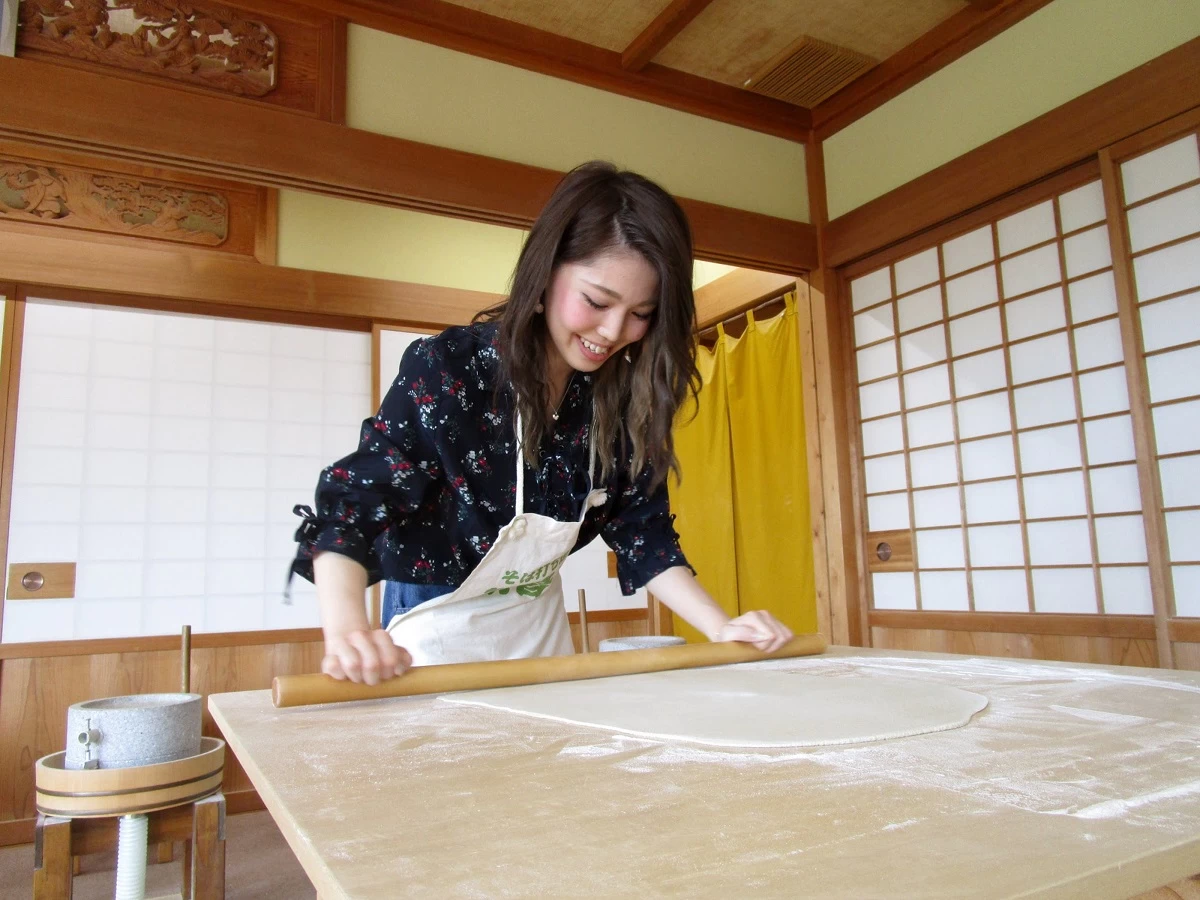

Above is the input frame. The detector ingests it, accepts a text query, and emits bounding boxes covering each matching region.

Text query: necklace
[550,372,574,421]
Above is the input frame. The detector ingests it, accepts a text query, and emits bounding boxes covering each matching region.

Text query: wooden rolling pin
[272,633,827,708]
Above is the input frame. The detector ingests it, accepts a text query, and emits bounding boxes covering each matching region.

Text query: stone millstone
[65,693,202,770]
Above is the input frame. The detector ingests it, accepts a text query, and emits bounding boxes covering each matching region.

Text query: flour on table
[440,668,989,748]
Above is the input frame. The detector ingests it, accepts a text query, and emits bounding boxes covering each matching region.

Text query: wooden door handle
[272,633,827,708]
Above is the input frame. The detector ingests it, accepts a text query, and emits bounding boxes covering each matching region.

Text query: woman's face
[542,249,658,380]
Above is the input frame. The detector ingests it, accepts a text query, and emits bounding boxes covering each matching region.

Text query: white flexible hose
[114,813,148,900]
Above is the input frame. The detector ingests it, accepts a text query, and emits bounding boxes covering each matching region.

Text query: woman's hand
[645,567,794,653]
[313,553,411,684]
[322,629,412,685]
[716,610,793,653]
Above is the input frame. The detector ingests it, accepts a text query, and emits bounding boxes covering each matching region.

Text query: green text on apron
[385,413,607,666]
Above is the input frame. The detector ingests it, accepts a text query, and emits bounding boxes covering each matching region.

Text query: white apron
[385,413,607,666]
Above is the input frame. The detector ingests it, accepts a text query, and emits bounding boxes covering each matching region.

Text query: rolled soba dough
[441,669,989,748]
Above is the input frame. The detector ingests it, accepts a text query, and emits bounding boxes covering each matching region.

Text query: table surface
[209,647,1200,899]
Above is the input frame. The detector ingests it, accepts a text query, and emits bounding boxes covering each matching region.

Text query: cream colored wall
[346,26,808,223]
[693,261,737,289]
[277,190,526,294]
[824,0,1200,219]
[278,191,744,294]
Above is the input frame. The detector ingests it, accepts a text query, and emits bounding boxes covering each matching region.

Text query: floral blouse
[291,322,690,595]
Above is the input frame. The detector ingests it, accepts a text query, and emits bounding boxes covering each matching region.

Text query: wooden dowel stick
[272,633,827,708]
[578,589,590,654]
[181,625,191,694]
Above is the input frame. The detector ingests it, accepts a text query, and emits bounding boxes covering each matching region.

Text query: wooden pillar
[805,136,867,647]
[1099,149,1175,669]
[33,816,73,900]
[181,839,193,900]
[190,793,226,900]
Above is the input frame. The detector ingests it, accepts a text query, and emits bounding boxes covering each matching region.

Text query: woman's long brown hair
[476,161,700,489]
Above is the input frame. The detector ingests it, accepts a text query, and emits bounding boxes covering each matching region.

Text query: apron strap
[515,409,526,518]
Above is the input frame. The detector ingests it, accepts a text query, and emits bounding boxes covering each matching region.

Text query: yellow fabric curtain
[670,293,817,639]
[669,338,739,643]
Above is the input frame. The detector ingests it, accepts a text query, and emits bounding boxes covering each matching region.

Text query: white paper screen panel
[1159,455,1200,508]
[859,378,901,418]
[1120,133,1200,206]
[946,266,1000,316]
[953,350,1007,398]
[1006,287,1067,341]
[896,286,943,334]
[964,479,1019,523]
[850,268,891,311]
[894,248,939,294]
[1101,567,1153,615]
[854,308,895,347]
[1069,271,1119,323]
[1127,186,1200,253]
[865,454,907,494]
[942,226,994,277]
[904,365,951,408]
[998,201,1057,257]
[3,299,372,643]
[919,571,969,610]
[972,569,1029,612]
[1058,181,1107,234]
[1063,226,1112,279]
[1145,345,1200,404]
[1140,292,1200,352]
[853,176,1153,616]
[1001,244,1061,298]
[1123,130,1200,616]
[1176,566,1200,618]
[1133,238,1200,302]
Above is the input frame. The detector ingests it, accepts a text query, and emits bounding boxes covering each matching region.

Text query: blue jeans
[382,582,449,626]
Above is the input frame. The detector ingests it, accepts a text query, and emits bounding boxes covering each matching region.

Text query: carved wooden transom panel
[18,0,277,96]
[0,157,229,245]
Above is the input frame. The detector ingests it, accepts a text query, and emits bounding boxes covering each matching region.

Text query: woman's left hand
[716,610,793,653]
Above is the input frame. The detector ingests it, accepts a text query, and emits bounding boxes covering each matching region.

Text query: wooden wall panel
[0,638,322,840]
[1174,644,1200,672]
[0,231,501,330]
[871,627,1159,668]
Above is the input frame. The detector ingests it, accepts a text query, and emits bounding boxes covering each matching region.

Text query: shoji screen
[851,175,1150,616]
[3,299,371,642]
[1117,129,1200,618]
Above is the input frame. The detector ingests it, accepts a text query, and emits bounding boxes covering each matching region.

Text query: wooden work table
[209,647,1200,899]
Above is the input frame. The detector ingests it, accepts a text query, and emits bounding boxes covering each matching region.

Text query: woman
[292,161,794,685]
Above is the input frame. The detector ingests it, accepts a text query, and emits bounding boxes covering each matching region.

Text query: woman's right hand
[322,629,412,685]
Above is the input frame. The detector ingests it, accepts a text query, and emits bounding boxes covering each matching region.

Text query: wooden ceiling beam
[813,0,1055,140]
[694,268,798,330]
[284,0,809,141]
[621,0,717,72]
[0,55,816,275]
[0,227,498,330]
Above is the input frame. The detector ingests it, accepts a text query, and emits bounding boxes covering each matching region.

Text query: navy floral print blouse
[291,322,690,595]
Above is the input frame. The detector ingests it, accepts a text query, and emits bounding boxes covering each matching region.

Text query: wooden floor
[0,810,315,900]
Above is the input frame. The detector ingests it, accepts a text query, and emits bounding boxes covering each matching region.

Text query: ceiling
[440,0,968,103]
